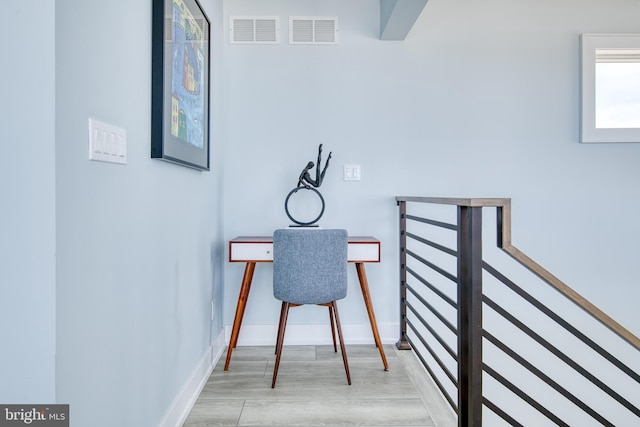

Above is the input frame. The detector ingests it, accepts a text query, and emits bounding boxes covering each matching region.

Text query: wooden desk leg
[355,262,389,371]
[224,262,256,371]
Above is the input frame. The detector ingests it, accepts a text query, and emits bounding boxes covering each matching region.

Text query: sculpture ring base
[284,186,325,226]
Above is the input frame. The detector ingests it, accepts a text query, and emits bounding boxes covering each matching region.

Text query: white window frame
[580,34,640,143]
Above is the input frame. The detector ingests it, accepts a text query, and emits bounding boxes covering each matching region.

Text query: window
[581,34,640,143]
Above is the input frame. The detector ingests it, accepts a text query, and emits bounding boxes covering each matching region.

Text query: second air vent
[289,17,339,45]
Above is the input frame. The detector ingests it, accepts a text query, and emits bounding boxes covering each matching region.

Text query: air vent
[289,17,339,45]
[230,16,279,44]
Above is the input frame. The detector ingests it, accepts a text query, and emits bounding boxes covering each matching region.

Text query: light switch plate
[88,118,127,164]
[344,164,361,181]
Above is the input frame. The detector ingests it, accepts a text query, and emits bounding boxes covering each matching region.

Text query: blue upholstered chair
[271,228,351,388]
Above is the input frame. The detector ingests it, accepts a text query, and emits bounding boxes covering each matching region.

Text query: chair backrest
[273,229,348,305]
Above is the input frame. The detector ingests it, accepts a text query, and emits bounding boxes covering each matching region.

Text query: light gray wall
[2,0,639,425]
[222,0,640,339]
[55,0,224,426]
[0,0,56,403]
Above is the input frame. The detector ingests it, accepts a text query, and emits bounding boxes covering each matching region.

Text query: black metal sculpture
[297,144,332,188]
[285,144,332,226]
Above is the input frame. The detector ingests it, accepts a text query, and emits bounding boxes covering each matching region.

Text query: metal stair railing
[396,196,640,427]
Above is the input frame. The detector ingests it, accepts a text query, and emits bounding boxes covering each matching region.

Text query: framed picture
[152,0,211,170]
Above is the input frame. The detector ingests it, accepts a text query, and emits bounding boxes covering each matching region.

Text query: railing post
[457,206,483,427]
[396,200,411,350]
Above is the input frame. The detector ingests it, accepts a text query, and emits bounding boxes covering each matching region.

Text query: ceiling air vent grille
[289,17,339,45]
[230,16,279,44]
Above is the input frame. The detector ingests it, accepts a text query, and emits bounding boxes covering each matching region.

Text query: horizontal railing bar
[406,248,457,283]
[406,301,457,360]
[484,262,640,384]
[483,294,640,416]
[404,214,458,231]
[483,363,570,427]
[406,334,458,412]
[483,397,524,427]
[406,231,458,257]
[484,330,615,427]
[406,266,456,308]
[406,282,457,334]
[406,318,458,386]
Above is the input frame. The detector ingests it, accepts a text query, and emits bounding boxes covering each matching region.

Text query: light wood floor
[183,344,456,427]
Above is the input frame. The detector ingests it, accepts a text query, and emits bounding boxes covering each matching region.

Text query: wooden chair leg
[331,301,351,385]
[328,305,337,352]
[272,302,290,388]
[275,301,286,354]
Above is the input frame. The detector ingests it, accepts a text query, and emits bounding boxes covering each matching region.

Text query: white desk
[225,236,388,371]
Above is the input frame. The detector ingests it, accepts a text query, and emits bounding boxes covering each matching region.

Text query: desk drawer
[230,242,273,261]
[348,243,380,262]
[229,236,380,263]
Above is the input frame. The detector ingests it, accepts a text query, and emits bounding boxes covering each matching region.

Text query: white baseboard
[210,331,226,366]
[225,322,399,346]
[157,330,226,427]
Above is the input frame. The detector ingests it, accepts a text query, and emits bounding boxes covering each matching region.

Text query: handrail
[396,196,640,351]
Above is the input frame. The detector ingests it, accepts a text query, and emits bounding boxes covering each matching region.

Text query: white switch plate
[344,164,361,181]
[88,118,127,164]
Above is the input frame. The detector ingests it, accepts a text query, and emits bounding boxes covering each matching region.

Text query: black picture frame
[152,0,211,170]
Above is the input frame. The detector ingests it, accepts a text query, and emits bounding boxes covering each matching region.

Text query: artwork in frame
[152,0,210,170]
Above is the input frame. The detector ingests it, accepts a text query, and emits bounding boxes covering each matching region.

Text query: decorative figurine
[285,144,332,226]
[297,144,332,188]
